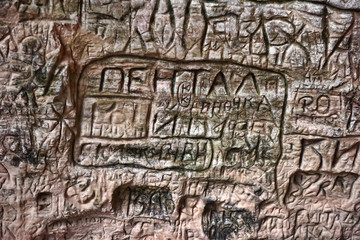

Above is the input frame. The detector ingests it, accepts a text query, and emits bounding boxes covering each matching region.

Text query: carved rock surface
[0,0,360,239]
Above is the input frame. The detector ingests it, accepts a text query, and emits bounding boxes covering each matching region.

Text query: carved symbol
[177,81,192,107]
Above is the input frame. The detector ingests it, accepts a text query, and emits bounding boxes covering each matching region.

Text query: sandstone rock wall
[0,0,359,239]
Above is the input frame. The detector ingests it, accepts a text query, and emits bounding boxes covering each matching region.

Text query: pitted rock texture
[0,0,360,239]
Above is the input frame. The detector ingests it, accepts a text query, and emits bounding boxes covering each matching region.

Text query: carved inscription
[74,56,286,172]
[112,186,175,220]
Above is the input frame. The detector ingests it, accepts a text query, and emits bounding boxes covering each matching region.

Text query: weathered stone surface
[0,0,359,239]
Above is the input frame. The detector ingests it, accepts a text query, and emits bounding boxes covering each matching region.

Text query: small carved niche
[37,192,52,214]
